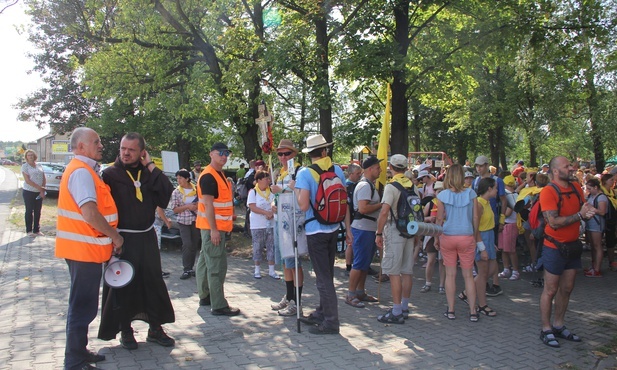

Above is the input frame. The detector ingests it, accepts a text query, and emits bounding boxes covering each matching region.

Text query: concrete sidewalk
[1,166,616,369]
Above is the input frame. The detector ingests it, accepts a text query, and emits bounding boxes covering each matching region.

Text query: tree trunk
[585,66,604,172]
[315,15,333,143]
[390,0,411,156]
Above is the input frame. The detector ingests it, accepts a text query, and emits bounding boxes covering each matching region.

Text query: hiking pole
[292,191,301,333]
[377,246,382,303]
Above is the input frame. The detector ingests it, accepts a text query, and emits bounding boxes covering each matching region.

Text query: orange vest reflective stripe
[55,159,118,263]
[196,165,234,232]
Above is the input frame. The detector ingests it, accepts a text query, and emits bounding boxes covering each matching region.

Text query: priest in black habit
[97,132,176,350]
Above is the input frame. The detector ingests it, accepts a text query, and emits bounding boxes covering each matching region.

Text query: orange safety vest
[55,159,118,263]
[195,165,234,232]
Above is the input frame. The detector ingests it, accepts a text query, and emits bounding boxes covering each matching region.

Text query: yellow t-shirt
[478,197,494,232]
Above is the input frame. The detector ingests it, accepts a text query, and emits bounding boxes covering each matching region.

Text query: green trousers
[196,229,229,310]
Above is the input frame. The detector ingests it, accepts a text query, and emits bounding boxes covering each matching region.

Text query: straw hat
[276,139,298,153]
[302,134,333,153]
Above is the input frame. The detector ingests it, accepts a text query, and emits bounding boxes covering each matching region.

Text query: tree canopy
[14,0,617,170]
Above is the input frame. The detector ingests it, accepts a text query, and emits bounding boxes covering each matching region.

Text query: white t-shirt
[247,188,275,229]
[351,179,380,231]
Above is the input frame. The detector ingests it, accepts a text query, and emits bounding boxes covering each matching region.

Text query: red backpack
[306,164,348,225]
[528,182,582,239]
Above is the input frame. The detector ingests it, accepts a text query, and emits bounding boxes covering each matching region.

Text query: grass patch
[9,189,59,235]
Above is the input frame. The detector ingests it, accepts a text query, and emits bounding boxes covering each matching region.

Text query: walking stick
[292,190,301,333]
[377,247,382,303]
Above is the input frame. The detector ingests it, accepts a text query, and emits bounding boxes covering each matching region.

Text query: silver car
[38,163,65,194]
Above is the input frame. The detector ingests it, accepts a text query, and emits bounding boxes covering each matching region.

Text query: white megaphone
[104,256,134,288]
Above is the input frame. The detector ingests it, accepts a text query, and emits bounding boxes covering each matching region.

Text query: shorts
[536,245,582,275]
[439,234,475,269]
[498,223,518,253]
[381,225,415,275]
[274,223,301,269]
[351,228,377,271]
[476,230,496,261]
[424,236,437,254]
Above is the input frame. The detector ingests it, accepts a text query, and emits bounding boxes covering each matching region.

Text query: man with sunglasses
[195,143,240,316]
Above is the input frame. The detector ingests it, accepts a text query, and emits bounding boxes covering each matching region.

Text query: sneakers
[523,264,536,273]
[180,271,191,280]
[402,309,410,319]
[271,296,289,311]
[254,272,262,279]
[278,300,302,316]
[486,285,503,297]
[498,269,511,278]
[120,329,138,350]
[146,327,175,347]
[584,268,602,278]
[377,309,405,324]
[509,271,520,281]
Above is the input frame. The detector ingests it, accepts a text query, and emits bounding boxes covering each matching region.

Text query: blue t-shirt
[295,163,346,235]
[437,188,477,236]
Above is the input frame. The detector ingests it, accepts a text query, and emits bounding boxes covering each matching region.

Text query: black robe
[98,157,175,340]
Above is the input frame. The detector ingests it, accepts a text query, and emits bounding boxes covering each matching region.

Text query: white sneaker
[271,295,289,311]
[278,300,302,316]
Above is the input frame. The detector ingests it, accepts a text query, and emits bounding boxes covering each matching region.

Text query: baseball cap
[417,170,430,179]
[517,160,524,165]
[389,154,407,170]
[474,156,489,166]
[255,160,265,167]
[362,156,382,169]
[541,163,549,168]
[503,175,516,187]
[464,171,474,178]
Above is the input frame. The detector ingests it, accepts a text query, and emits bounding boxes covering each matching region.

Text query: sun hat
[276,139,298,153]
[301,134,333,153]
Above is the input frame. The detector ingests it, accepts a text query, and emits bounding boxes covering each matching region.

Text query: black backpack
[389,182,424,238]
[349,179,377,221]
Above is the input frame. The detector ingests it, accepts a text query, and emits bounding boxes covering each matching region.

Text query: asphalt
[1,166,616,369]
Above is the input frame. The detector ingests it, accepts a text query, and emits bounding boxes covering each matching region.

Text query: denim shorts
[476,230,497,261]
[537,246,582,275]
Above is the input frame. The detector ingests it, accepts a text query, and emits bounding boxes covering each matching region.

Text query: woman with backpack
[584,178,607,277]
[600,173,617,271]
[434,164,483,322]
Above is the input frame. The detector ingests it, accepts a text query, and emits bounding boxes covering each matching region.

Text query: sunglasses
[277,151,293,157]
[218,150,231,157]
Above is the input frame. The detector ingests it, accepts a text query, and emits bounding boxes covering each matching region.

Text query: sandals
[458,291,468,305]
[377,309,405,324]
[552,326,581,342]
[469,313,479,322]
[443,310,456,320]
[358,293,379,302]
[477,305,497,317]
[540,329,560,348]
[345,296,365,308]
[420,285,431,293]
[438,286,445,294]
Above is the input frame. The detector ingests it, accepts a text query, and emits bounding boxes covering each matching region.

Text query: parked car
[38,163,65,194]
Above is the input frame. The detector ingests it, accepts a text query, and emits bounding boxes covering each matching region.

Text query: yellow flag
[376,84,391,192]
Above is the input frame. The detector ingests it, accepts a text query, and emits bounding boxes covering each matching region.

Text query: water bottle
[36,191,47,200]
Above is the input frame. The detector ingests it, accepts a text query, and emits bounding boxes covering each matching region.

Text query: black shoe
[120,329,138,350]
[211,306,241,316]
[299,315,323,326]
[180,271,191,280]
[162,271,170,278]
[308,325,339,335]
[199,296,211,306]
[189,269,196,277]
[78,365,98,370]
[146,327,175,347]
[486,285,503,297]
[85,351,105,363]
[367,267,379,276]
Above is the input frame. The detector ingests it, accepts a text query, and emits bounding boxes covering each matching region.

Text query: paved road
[0,165,616,369]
